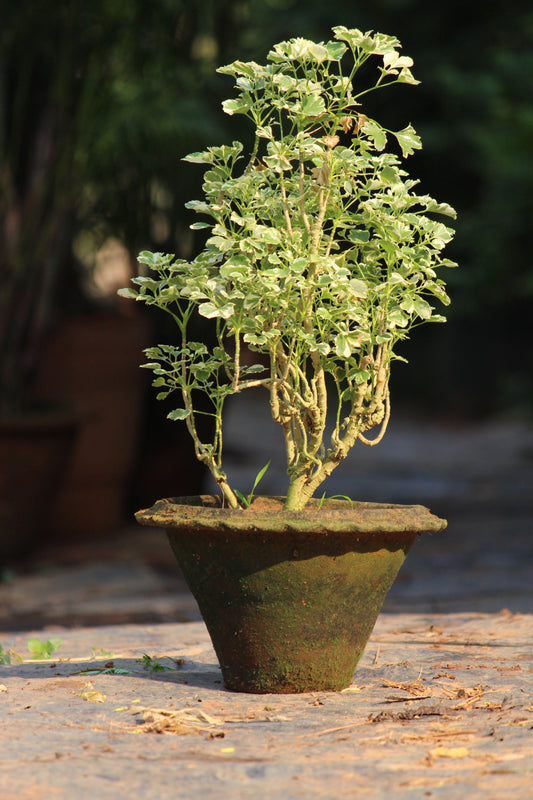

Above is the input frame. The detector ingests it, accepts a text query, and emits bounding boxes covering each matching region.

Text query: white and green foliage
[119,27,456,510]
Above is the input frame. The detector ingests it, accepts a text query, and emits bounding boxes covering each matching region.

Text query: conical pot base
[136,496,446,693]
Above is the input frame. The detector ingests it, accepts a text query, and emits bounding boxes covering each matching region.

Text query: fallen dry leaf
[430,746,470,759]
[452,685,490,709]
[77,681,106,703]
[133,706,225,736]
[6,650,23,664]
[78,690,106,703]
[342,685,370,693]
[370,705,451,723]
[382,677,427,697]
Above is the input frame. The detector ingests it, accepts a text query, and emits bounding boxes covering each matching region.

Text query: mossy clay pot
[136,495,446,694]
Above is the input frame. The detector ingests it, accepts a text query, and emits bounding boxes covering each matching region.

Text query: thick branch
[299,160,311,234]
[280,176,293,238]
[358,388,391,446]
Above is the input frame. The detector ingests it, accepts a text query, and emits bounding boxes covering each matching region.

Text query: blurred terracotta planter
[136,495,446,694]
[0,407,79,562]
[33,310,148,536]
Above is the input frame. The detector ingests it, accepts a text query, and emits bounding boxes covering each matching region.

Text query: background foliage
[2,0,532,417]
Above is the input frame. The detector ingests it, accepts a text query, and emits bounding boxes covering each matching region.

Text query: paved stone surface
[1,612,532,799]
[1,407,532,797]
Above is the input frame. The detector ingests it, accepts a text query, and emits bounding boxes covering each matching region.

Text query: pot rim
[135,495,447,535]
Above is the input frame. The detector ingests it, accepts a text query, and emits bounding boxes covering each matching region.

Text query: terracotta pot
[0,408,79,562]
[33,311,148,536]
[136,495,446,693]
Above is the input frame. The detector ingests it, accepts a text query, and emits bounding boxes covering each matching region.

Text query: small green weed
[317,493,354,510]
[27,637,62,660]
[91,647,114,659]
[138,654,172,672]
[0,638,62,663]
[0,645,15,665]
[76,666,132,675]
[234,460,271,508]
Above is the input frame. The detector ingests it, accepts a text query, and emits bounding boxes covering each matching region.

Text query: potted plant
[120,27,457,693]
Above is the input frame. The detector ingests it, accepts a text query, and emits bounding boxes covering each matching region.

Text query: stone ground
[1,395,532,798]
[1,613,532,800]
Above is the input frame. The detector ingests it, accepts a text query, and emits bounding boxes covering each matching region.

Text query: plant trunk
[285,475,314,510]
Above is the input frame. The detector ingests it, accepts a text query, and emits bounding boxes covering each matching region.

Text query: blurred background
[1,0,532,569]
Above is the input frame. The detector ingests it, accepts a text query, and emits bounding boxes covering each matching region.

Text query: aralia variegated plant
[119,26,456,511]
